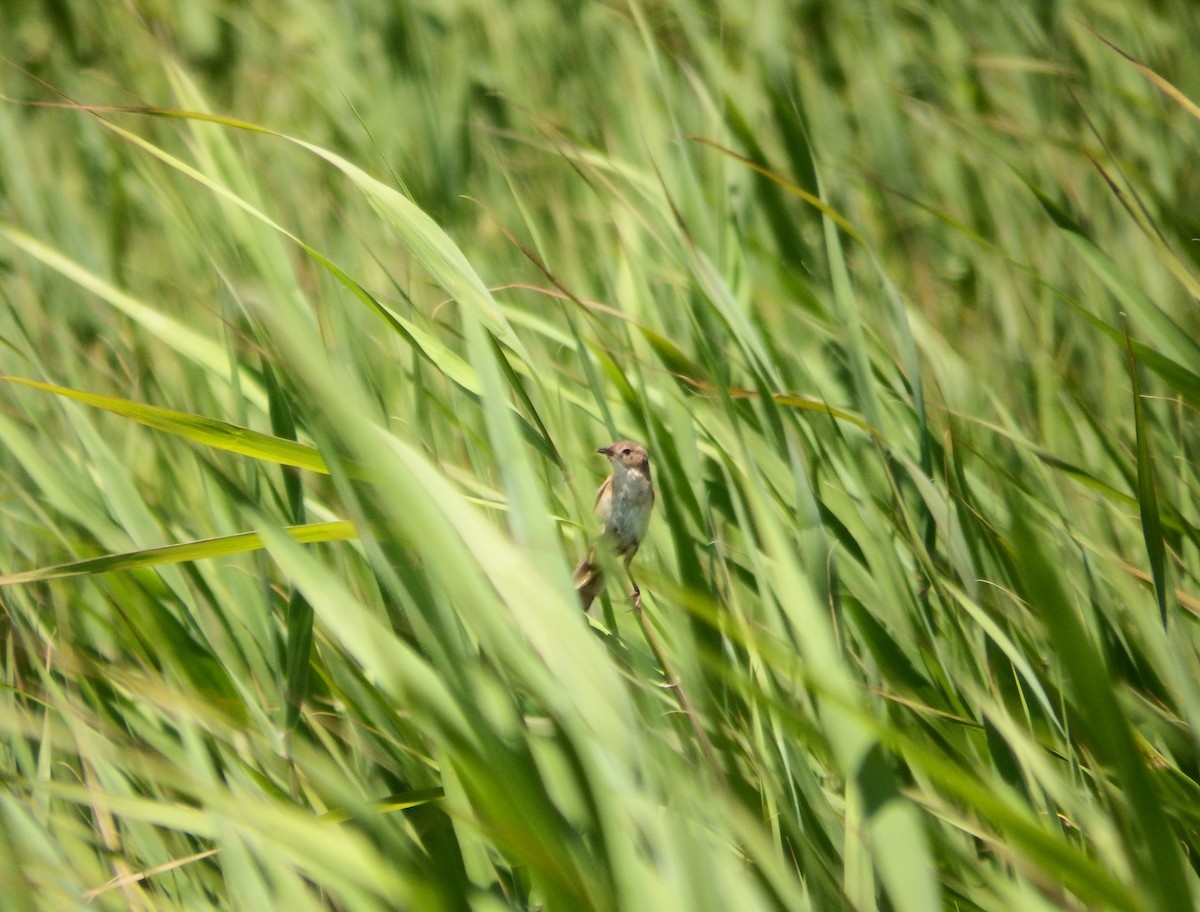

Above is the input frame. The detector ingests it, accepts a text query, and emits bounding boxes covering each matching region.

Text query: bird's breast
[605,477,653,554]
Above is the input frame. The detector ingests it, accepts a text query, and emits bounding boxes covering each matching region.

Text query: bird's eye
[622,448,631,456]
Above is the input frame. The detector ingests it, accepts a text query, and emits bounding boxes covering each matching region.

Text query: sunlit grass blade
[3,376,329,473]
[0,226,267,409]
[0,521,354,586]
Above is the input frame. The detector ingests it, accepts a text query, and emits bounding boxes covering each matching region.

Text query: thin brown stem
[635,603,724,783]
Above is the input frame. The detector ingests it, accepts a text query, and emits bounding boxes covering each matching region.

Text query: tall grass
[2,2,1200,910]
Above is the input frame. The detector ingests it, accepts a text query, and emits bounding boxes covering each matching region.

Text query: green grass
[3,2,1200,910]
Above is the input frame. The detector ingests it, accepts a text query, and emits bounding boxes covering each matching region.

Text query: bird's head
[598,440,650,474]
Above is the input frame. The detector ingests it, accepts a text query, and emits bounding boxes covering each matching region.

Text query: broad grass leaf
[3,376,330,473]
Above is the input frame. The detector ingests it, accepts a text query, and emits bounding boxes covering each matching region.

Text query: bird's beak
[595,445,610,455]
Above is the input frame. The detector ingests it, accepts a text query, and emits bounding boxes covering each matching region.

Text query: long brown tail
[573,548,603,612]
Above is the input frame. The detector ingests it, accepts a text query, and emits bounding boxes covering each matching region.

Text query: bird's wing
[593,474,612,512]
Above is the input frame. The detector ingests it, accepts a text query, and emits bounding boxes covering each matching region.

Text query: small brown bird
[573,440,655,613]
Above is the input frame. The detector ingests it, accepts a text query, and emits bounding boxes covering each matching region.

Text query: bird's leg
[624,555,642,612]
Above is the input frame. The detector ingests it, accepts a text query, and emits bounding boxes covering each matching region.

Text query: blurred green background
[2,2,1200,910]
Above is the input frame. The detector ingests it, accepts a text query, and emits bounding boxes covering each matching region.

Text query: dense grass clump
[3,2,1200,910]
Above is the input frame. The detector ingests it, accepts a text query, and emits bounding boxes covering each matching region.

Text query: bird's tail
[573,548,604,613]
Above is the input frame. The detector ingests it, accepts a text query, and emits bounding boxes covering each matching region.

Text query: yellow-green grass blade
[0,521,354,586]
[0,226,267,412]
[3,376,329,473]
[57,99,533,368]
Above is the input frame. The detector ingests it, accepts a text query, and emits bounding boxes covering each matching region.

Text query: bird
[573,440,655,613]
